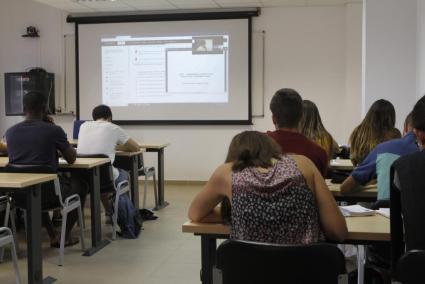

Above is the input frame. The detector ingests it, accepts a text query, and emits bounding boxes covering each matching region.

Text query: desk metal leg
[83,167,110,256]
[130,155,139,209]
[26,185,57,284]
[153,149,169,210]
[200,236,217,284]
[357,245,365,284]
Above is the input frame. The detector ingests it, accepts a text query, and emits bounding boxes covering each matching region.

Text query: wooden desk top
[58,157,110,169]
[326,179,377,198]
[182,214,390,242]
[0,173,57,188]
[139,143,170,149]
[0,157,110,169]
[69,139,169,151]
[330,159,354,171]
[115,150,144,157]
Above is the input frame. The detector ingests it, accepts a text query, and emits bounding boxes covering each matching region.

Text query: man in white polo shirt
[77,104,139,215]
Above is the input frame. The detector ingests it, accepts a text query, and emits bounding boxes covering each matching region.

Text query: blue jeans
[115,168,129,187]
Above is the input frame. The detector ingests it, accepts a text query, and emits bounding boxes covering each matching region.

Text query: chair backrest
[4,163,62,203]
[5,164,55,174]
[396,250,425,283]
[73,120,86,140]
[216,240,346,284]
[390,151,425,273]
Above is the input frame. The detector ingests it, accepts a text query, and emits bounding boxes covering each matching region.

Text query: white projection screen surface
[77,18,251,124]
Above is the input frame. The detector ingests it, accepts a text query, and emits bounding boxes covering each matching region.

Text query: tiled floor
[0,183,204,284]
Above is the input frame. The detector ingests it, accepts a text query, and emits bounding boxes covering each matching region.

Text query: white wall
[0,0,363,181]
[418,0,425,99]
[0,0,68,131]
[363,0,418,129]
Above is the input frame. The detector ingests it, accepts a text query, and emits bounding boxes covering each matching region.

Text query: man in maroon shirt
[267,88,328,176]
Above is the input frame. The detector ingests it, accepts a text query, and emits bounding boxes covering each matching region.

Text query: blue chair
[73,120,86,140]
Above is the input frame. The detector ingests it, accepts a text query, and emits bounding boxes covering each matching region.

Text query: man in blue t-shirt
[5,91,85,247]
[341,113,419,200]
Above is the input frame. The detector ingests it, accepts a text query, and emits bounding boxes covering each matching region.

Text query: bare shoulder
[211,163,232,180]
[290,154,316,190]
[291,154,315,171]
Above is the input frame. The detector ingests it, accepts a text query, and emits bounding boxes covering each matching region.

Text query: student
[299,99,339,161]
[188,131,347,244]
[341,113,419,200]
[267,88,328,176]
[349,99,400,166]
[77,105,139,214]
[391,96,425,252]
[5,91,84,247]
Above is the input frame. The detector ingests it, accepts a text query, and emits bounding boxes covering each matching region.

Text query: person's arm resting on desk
[188,163,231,223]
[341,149,377,195]
[62,146,77,164]
[295,155,348,242]
[116,138,140,152]
[55,126,76,164]
[0,141,7,154]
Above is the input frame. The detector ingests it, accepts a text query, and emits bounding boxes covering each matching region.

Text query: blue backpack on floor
[117,195,143,239]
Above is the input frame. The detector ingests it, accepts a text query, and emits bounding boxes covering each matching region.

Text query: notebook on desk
[340,205,376,217]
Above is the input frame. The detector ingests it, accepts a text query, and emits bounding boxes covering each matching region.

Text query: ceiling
[32,0,362,13]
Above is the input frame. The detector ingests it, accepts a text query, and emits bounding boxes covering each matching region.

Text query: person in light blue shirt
[341,113,419,200]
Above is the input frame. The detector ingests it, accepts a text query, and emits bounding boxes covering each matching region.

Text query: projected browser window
[101,35,229,106]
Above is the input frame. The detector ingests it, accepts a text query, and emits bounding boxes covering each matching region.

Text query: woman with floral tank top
[189,131,347,244]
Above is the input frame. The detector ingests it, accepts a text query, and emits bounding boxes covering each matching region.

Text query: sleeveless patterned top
[230,155,323,244]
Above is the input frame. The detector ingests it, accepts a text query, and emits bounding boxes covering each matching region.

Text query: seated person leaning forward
[5,91,86,247]
[341,112,418,200]
[77,104,140,216]
[188,131,347,244]
[267,88,328,177]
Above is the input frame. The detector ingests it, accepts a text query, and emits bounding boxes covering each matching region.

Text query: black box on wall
[4,70,55,116]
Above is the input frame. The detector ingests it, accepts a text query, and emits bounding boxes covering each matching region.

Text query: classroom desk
[57,157,111,256]
[70,139,170,210]
[330,159,354,171]
[182,215,390,284]
[327,179,378,203]
[0,173,57,284]
[0,157,111,256]
[139,143,170,210]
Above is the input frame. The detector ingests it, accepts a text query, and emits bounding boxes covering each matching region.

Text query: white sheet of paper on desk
[375,208,390,218]
[339,205,376,217]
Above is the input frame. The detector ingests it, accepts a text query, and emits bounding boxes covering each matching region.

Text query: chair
[215,240,347,284]
[396,250,425,284]
[0,227,21,284]
[72,120,86,140]
[390,151,425,275]
[0,195,19,262]
[137,154,158,210]
[78,154,130,240]
[4,164,85,266]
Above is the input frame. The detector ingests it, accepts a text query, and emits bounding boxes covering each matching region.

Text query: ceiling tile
[121,0,176,9]
[218,3,262,8]
[33,0,90,10]
[76,0,130,9]
[173,3,220,8]
[306,0,345,5]
[260,0,307,7]
[168,0,216,4]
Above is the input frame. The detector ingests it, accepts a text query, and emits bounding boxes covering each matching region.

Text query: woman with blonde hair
[300,100,339,161]
[349,99,400,166]
[188,131,347,244]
